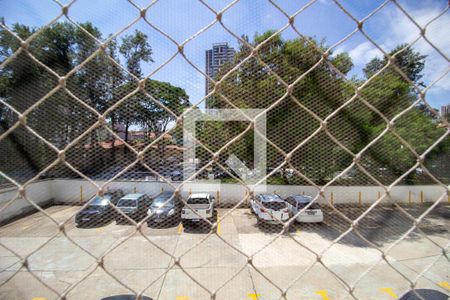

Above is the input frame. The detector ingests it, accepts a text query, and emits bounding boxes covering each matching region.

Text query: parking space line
[379,288,398,299]
[217,211,221,235]
[178,223,183,234]
[315,290,330,300]
[438,281,450,290]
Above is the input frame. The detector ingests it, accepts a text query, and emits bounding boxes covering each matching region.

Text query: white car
[250,194,290,224]
[285,195,324,223]
[181,193,215,225]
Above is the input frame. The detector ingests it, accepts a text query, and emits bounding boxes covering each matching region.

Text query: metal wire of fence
[0,0,449,299]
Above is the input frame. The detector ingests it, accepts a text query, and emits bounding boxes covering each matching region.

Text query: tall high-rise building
[205,42,235,105]
[440,104,450,117]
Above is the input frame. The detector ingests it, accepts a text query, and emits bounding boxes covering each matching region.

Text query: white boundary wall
[0,179,446,223]
[0,180,53,224]
[50,179,447,206]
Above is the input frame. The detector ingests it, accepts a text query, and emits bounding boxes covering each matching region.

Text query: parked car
[75,190,124,226]
[181,193,215,225]
[147,191,182,225]
[250,194,290,224]
[116,193,152,223]
[170,170,183,181]
[285,195,323,223]
[214,169,238,180]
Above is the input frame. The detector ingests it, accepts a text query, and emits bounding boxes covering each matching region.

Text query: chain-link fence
[0,0,449,299]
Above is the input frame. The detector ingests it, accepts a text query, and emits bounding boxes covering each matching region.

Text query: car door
[253,196,263,216]
[285,197,297,217]
[297,202,308,216]
[250,196,257,214]
[144,195,152,213]
[137,196,148,217]
[250,196,256,213]
[176,195,183,214]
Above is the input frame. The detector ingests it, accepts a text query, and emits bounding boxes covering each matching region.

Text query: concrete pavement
[0,204,448,300]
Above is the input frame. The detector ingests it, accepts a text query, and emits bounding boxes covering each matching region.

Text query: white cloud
[347,41,383,66]
[342,4,449,104]
[386,6,450,92]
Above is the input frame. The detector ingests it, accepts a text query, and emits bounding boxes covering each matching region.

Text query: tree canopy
[0,21,190,182]
[203,32,447,185]
[0,23,447,185]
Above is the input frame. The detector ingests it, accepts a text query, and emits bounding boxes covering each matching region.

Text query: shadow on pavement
[305,203,450,248]
[147,218,180,229]
[75,219,113,229]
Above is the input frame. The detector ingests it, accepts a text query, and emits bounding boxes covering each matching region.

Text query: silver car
[116,193,152,223]
[147,191,182,225]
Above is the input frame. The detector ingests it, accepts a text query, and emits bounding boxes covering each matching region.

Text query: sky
[1,0,449,110]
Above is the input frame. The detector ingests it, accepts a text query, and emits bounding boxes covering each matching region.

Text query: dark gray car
[75,190,124,226]
[147,191,182,226]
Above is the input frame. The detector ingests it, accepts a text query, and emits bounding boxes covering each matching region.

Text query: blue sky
[1,0,449,110]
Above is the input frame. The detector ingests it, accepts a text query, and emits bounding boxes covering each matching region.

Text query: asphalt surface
[0,204,448,300]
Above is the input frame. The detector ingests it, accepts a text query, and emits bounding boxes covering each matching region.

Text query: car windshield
[152,195,174,207]
[298,202,320,209]
[117,199,137,207]
[187,197,209,205]
[89,196,111,206]
[263,201,286,211]
[261,194,282,202]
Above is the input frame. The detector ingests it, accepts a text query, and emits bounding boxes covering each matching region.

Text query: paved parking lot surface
[0,204,448,299]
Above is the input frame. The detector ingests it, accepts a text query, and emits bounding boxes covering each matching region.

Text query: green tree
[116,30,153,144]
[363,44,426,85]
[207,32,354,183]
[0,22,191,181]
[119,30,153,78]
[204,31,446,186]
[139,80,189,134]
[361,45,444,184]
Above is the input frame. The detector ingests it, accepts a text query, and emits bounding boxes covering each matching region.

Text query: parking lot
[0,203,448,300]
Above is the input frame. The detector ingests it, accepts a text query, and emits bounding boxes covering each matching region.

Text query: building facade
[205,42,235,106]
[440,104,450,117]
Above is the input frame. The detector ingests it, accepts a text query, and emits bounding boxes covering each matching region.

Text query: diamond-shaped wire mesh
[0,0,449,299]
